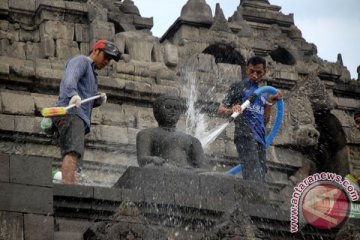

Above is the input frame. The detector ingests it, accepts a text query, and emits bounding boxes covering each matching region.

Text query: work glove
[69,95,81,108]
[93,92,107,107]
[99,92,107,105]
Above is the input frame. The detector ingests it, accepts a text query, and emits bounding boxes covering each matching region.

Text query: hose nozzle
[228,100,251,122]
[229,112,240,122]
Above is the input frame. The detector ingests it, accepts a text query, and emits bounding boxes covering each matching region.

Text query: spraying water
[182,68,208,140]
[199,122,229,148]
[181,66,230,149]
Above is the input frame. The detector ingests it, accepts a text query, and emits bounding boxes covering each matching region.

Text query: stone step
[54,231,83,240]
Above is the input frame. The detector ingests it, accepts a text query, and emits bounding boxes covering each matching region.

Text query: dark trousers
[235,138,267,182]
[53,115,85,171]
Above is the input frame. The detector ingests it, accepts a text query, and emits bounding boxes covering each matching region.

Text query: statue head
[153,95,183,127]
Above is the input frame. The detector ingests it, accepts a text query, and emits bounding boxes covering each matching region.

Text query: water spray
[199,93,257,148]
[227,86,284,175]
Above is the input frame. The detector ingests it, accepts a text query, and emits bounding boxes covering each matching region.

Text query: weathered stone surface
[83,201,164,240]
[203,206,265,240]
[20,28,40,42]
[163,41,178,67]
[54,184,94,199]
[114,166,266,210]
[7,41,26,58]
[74,23,89,42]
[64,0,87,13]
[267,146,302,168]
[0,91,35,115]
[9,0,36,11]
[56,217,93,235]
[121,188,145,203]
[54,232,82,240]
[0,153,10,182]
[205,138,226,156]
[0,182,53,214]
[0,0,9,11]
[56,39,80,60]
[127,127,139,145]
[24,214,54,240]
[14,115,39,133]
[35,0,66,10]
[10,155,52,187]
[10,60,35,78]
[0,114,15,131]
[23,143,60,158]
[40,35,55,58]
[88,125,129,144]
[89,20,115,42]
[0,211,24,240]
[32,93,58,112]
[124,33,156,62]
[180,0,213,24]
[25,42,42,60]
[94,186,122,202]
[79,41,90,55]
[0,61,10,75]
[135,108,156,129]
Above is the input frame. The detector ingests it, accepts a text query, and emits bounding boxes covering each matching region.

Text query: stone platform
[53,167,342,240]
[1,154,357,239]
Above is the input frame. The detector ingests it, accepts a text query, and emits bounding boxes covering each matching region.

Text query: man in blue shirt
[218,56,282,182]
[53,39,121,184]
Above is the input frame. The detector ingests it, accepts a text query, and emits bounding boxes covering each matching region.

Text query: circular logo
[301,182,350,230]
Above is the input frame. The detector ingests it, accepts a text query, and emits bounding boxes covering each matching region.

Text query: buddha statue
[136,95,204,169]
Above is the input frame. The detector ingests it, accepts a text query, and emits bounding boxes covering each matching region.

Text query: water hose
[227,86,284,175]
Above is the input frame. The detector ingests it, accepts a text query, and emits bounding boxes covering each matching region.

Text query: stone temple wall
[0,0,360,211]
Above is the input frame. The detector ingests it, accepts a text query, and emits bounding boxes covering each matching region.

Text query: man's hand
[99,92,107,105]
[232,104,243,114]
[69,95,81,108]
[269,91,283,103]
[93,92,107,108]
[94,92,107,107]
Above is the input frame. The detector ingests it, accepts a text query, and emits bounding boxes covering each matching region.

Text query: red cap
[92,39,106,51]
[91,40,121,62]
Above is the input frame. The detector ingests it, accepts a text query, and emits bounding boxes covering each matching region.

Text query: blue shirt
[55,55,98,133]
[222,79,267,146]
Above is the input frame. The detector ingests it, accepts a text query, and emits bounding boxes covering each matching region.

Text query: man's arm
[218,82,245,117]
[264,91,283,126]
[264,104,272,126]
[62,57,88,98]
[218,103,232,116]
[218,103,243,117]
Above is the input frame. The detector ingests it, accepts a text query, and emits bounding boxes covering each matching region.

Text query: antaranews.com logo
[290,172,359,233]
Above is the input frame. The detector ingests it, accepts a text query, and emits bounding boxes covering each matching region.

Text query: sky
[134,0,359,79]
